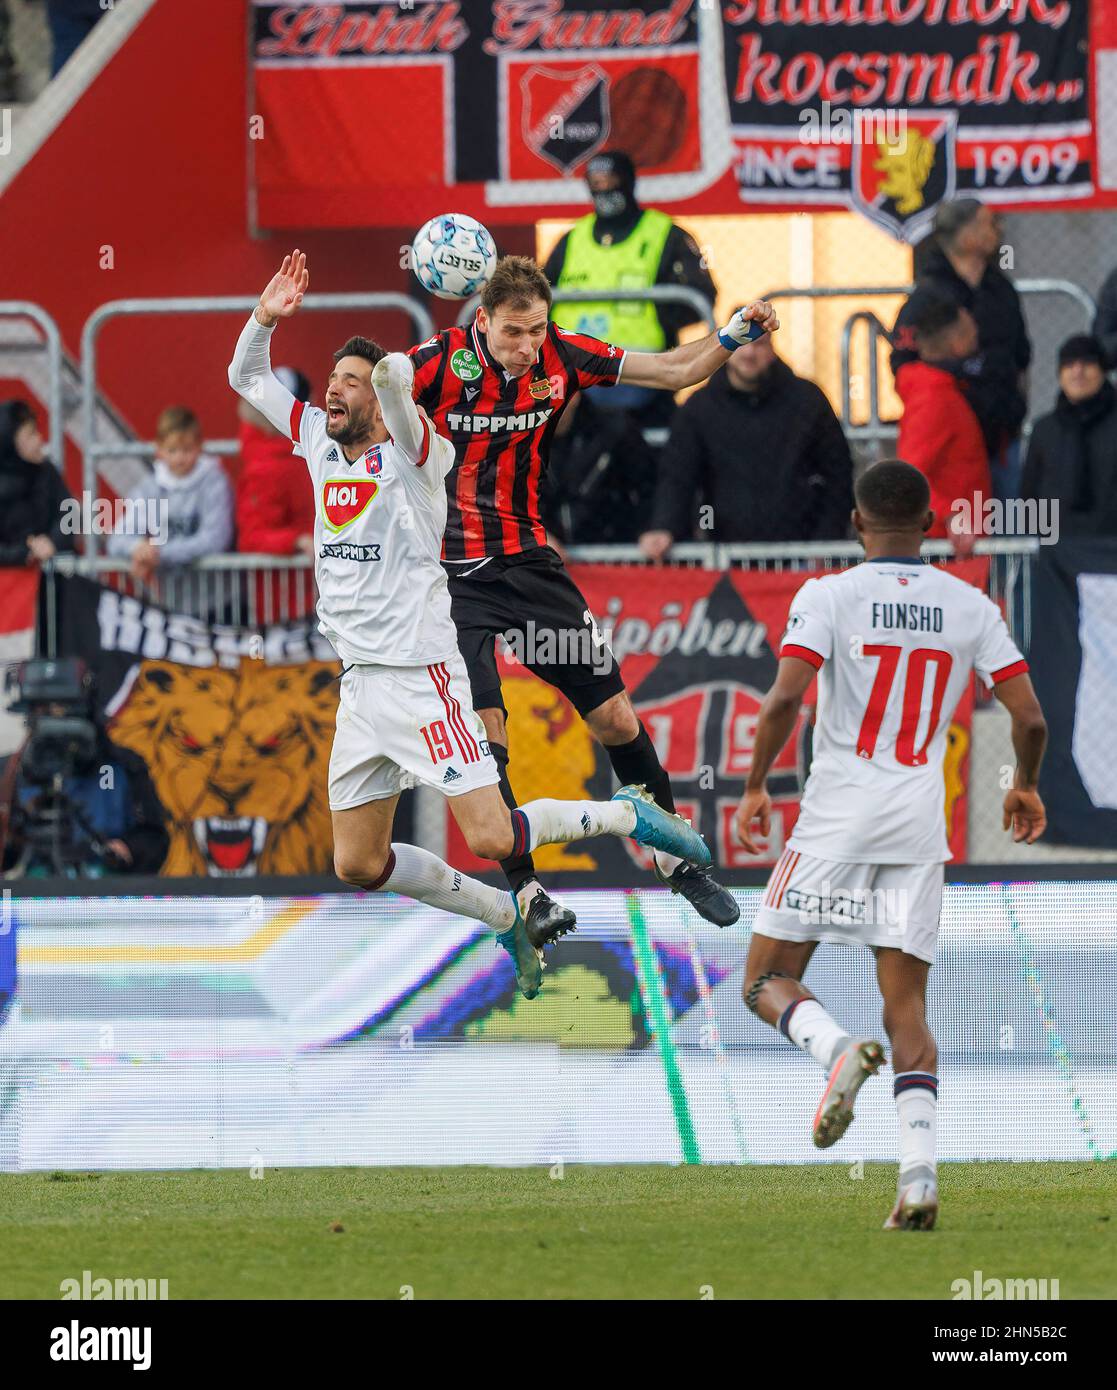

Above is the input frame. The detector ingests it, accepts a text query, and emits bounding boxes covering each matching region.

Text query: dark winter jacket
[1022,381,1117,537]
[0,401,76,568]
[890,245,1032,451]
[649,359,854,542]
[540,395,656,544]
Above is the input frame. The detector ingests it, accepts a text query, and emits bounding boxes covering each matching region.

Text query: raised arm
[621,300,780,392]
[227,250,309,438]
[371,353,428,464]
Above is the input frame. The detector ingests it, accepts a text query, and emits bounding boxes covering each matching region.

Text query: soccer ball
[410,213,497,301]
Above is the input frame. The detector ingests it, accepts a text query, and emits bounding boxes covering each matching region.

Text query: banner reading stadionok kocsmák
[444,561,987,884]
[251,0,1099,232]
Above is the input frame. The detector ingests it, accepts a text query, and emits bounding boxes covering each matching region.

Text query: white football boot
[812,1039,886,1148]
[883,1179,939,1230]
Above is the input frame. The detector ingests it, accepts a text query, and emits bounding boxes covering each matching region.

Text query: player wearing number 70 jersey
[733,460,1048,1232]
[228,250,713,1000]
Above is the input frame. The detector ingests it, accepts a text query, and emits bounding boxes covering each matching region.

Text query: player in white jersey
[228,251,712,999]
[734,461,1048,1231]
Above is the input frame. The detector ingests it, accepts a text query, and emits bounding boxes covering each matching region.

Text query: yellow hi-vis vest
[553,208,674,351]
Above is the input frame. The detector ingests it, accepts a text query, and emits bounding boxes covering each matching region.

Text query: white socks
[782,999,852,1072]
[894,1073,938,1188]
[517,797,636,850]
[379,843,515,934]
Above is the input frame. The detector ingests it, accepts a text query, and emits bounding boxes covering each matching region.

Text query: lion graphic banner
[445,560,988,884]
[250,0,1103,232]
[52,575,342,878]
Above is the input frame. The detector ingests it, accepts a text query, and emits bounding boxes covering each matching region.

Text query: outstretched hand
[257,250,308,326]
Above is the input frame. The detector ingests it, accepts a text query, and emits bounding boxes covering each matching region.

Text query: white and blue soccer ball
[410,213,497,300]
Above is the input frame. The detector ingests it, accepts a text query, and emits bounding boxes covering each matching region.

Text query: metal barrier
[41,539,1038,657]
[40,553,320,654]
[0,301,64,463]
[78,294,438,554]
[454,284,718,333]
[762,279,1098,459]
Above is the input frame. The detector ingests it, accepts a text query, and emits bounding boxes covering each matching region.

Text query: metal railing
[0,301,64,462]
[40,539,1039,656]
[78,294,438,553]
[762,279,1098,460]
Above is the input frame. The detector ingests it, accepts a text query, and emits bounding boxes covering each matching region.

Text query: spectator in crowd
[638,330,853,560]
[539,388,654,547]
[1022,334,1117,537]
[235,366,315,558]
[544,149,716,429]
[895,291,988,552]
[0,399,76,568]
[891,198,1031,500]
[1089,266,1117,369]
[107,406,233,582]
[47,0,105,76]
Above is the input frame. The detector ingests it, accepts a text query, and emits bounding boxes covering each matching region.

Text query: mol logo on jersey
[322,477,378,533]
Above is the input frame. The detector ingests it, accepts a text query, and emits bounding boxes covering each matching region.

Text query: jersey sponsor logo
[319,541,382,561]
[449,348,482,382]
[322,477,379,532]
[529,377,552,400]
[364,445,383,476]
[445,408,553,434]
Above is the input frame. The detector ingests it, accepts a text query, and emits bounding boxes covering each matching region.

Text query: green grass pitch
[2,1162,1114,1300]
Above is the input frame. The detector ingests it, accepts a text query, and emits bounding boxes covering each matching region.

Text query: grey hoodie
[107,452,234,564]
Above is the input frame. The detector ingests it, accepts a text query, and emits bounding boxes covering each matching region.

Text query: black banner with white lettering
[251,0,1100,233]
[1029,539,1117,849]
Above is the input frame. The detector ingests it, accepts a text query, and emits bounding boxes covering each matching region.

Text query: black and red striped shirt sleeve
[408,333,450,412]
[551,325,625,390]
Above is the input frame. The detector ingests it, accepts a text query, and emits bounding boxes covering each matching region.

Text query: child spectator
[108,407,233,582]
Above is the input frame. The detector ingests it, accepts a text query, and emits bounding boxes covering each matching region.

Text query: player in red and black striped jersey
[409,255,779,936]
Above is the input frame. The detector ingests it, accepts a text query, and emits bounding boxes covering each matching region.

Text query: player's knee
[463,823,514,862]
[587,697,638,744]
[334,848,391,888]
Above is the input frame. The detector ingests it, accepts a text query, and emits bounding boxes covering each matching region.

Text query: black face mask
[592,188,635,221]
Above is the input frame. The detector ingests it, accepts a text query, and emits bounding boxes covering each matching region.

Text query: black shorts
[445,547,626,717]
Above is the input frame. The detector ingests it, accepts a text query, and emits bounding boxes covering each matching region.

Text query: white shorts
[329,654,500,810]
[751,849,945,964]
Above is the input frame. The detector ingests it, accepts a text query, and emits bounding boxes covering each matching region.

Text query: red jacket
[235,422,315,555]
[896,362,990,538]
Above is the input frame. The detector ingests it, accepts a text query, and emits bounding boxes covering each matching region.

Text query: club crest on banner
[521,64,610,174]
[851,110,957,243]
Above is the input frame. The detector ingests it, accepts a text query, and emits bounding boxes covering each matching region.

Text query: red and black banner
[251,0,1108,234]
[444,561,987,883]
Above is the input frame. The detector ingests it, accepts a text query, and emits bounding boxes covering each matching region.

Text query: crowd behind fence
[1,276,1097,541]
